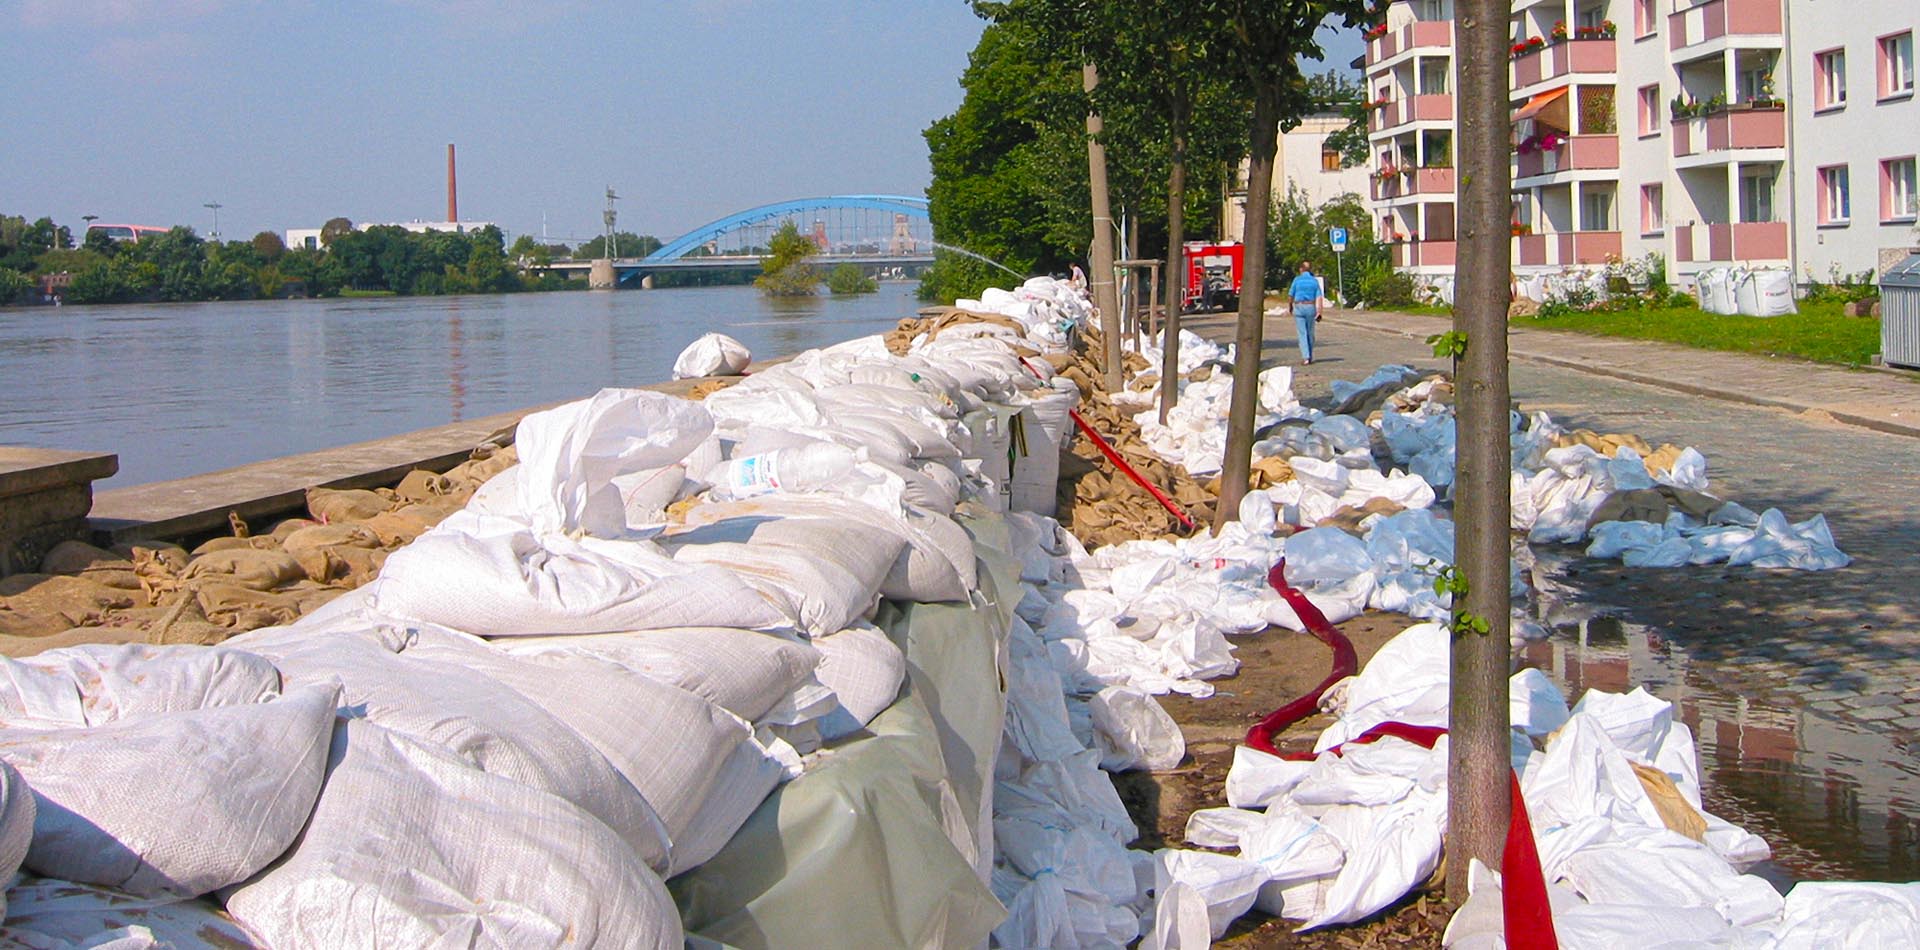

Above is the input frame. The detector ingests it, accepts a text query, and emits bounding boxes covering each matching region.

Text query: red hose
[1241,561,1558,949]
[1243,559,1358,756]
[1017,356,1196,531]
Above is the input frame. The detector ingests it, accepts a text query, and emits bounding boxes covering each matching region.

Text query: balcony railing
[1671,106,1786,158]
[1668,0,1783,53]
[1512,38,1616,88]
[1672,222,1788,262]
[1369,94,1454,132]
[1366,20,1454,67]
[1516,135,1621,179]
[1390,240,1457,268]
[1372,167,1456,200]
[1514,231,1624,266]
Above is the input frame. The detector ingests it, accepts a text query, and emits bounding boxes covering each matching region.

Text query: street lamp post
[203,202,223,242]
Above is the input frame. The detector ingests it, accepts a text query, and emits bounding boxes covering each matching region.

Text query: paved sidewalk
[1321,308,1920,439]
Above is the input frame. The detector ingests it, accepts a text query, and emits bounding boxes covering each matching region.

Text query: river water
[0,284,925,487]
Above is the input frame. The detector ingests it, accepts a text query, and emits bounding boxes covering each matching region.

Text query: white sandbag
[253,628,671,869]
[513,388,714,538]
[1225,744,1314,809]
[1183,806,1266,850]
[372,509,788,636]
[1152,848,1268,939]
[0,877,265,948]
[0,644,281,729]
[223,719,682,950]
[503,627,823,725]
[0,759,32,919]
[672,332,751,379]
[1140,881,1212,950]
[609,464,688,530]
[398,626,756,854]
[1089,685,1185,772]
[1,681,338,899]
[664,508,904,637]
[1726,508,1850,570]
[661,733,787,876]
[1770,881,1920,948]
[812,623,907,740]
[1300,785,1448,930]
[677,494,977,604]
[1243,801,1347,919]
[1011,383,1078,517]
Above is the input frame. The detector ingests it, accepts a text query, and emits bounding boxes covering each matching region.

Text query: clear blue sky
[3,2,1359,246]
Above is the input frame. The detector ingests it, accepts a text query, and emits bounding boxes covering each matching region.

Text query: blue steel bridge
[539,194,935,285]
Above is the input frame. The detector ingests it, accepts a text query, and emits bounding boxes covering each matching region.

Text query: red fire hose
[1244,560,1559,949]
[1018,357,1196,531]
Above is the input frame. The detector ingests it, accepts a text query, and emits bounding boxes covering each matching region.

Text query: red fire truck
[1182,241,1243,313]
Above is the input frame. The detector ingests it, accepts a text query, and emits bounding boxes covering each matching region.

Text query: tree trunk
[1159,97,1189,426]
[1084,63,1123,392]
[1447,0,1516,902]
[1215,83,1280,528]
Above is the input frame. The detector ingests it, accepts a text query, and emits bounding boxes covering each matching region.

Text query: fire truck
[1181,241,1243,313]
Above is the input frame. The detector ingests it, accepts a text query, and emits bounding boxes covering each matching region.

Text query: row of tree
[924,0,1522,903]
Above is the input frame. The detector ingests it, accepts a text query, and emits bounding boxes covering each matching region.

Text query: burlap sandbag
[38,542,139,592]
[360,509,440,548]
[1629,761,1708,841]
[189,582,302,632]
[181,549,305,592]
[1585,488,1672,530]
[305,487,396,524]
[130,547,188,607]
[0,576,141,638]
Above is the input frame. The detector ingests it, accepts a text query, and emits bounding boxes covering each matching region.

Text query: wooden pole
[1085,63,1123,391]
[1158,103,1189,425]
[1447,0,1516,902]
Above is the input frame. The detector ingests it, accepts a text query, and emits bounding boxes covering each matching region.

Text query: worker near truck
[1286,261,1324,365]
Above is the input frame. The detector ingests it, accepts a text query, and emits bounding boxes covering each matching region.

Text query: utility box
[1882,253,1920,369]
[1182,242,1243,313]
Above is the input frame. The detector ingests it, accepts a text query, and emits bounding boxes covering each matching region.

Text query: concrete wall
[0,449,117,578]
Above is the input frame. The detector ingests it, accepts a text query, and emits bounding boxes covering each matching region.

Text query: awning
[1513,87,1570,125]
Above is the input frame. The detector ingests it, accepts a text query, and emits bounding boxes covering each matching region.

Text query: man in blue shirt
[1287,261,1324,364]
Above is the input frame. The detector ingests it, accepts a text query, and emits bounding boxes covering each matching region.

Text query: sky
[2,2,1361,247]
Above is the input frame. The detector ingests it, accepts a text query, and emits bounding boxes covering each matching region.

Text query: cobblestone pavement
[1177,308,1920,877]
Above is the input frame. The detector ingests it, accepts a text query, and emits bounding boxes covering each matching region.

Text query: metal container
[1883,253,1920,369]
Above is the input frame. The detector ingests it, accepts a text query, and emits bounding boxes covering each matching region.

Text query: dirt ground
[1108,610,1457,947]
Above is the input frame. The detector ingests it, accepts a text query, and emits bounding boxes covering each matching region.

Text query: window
[1882,32,1915,99]
[1581,189,1614,231]
[1641,184,1664,234]
[1737,66,1772,103]
[1819,166,1851,224]
[1577,6,1604,30]
[1635,0,1656,38]
[1815,49,1847,110]
[1740,171,1776,223]
[1638,84,1661,135]
[1885,157,1918,220]
[1421,0,1443,19]
[1419,60,1449,95]
[1322,148,1343,172]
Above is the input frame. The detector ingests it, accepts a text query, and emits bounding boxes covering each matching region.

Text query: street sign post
[1328,227,1349,305]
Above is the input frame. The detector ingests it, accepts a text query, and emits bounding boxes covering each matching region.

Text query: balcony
[1366,20,1453,68]
[1668,0,1782,56]
[1391,240,1457,269]
[1671,107,1785,159]
[1369,94,1454,133]
[1372,167,1456,201]
[1672,222,1787,263]
[1516,135,1621,179]
[1514,231,1624,266]
[1512,39,1616,89]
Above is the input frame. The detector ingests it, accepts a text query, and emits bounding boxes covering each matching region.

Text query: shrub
[826,263,878,295]
[1357,262,1417,309]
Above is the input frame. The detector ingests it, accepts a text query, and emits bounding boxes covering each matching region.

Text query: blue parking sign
[1328,227,1348,253]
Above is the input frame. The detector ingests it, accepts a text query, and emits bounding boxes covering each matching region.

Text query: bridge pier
[640,274,654,290]
[588,259,617,290]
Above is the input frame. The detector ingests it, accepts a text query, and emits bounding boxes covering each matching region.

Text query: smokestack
[446,144,458,223]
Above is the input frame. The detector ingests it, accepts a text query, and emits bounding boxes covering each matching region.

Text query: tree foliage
[826,263,878,295]
[575,232,660,260]
[1309,70,1370,168]
[755,220,821,296]
[319,217,355,247]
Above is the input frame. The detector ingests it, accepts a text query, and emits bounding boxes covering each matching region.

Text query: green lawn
[1513,300,1880,366]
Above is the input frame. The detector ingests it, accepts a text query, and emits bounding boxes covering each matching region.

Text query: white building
[1363,0,1919,288]
[284,220,499,252]
[1223,112,1376,239]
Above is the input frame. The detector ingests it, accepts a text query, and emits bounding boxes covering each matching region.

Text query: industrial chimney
[446,144,458,223]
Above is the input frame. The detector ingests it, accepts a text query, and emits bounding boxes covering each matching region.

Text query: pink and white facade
[1363,0,1920,285]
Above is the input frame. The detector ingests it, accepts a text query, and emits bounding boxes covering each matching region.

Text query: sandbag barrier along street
[0,271,1892,948]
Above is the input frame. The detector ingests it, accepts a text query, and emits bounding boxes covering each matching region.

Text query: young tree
[1447,0,1518,902]
[252,231,287,262]
[826,263,878,295]
[319,217,355,247]
[755,220,820,296]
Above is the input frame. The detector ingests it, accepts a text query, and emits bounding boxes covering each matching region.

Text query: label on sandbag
[725,454,781,498]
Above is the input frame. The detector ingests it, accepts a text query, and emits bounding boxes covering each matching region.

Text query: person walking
[1287,261,1324,364]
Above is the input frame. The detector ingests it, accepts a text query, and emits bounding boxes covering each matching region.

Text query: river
[0,284,926,487]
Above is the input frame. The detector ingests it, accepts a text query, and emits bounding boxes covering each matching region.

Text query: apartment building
[1222,112,1376,241]
[1363,0,1920,287]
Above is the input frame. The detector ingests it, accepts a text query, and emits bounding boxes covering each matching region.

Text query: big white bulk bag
[223,719,682,950]
[0,681,339,898]
[0,643,281,729]
[502,627,824,726]
[1011,384,1078,517]
[672,332,752,379]
[371,510,789,636]
[1754,269,1797,316]
[1732,269,1762,315]
[250,627,671,869]
[398,626,761,855]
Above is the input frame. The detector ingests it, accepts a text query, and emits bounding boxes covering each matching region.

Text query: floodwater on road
[0,283,924,486]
